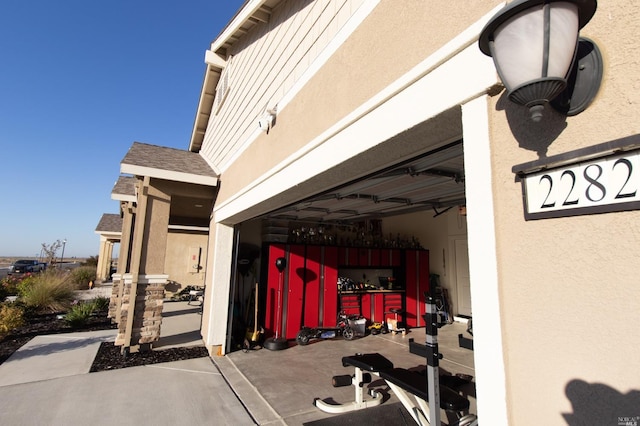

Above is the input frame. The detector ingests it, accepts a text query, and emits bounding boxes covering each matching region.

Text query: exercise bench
[314,352,393,414]
[379,367,477,425]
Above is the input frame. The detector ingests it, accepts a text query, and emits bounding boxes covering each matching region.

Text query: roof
[120,142,218,186]
[111,175,136,202]
[95,213,123,234]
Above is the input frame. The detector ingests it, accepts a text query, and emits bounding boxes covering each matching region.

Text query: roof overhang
[95,213,123,240]
[111,175,137,202]
[120,142,219,187]
[120,163,218,187]
[189,0,282,152]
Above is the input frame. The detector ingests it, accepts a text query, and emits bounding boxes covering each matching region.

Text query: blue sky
[0,1,244,258]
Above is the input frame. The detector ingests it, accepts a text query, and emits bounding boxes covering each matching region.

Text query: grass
[18,269,75,313]
[64,297,111,327]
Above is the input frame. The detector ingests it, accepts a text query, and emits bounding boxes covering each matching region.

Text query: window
[213,56,232,114]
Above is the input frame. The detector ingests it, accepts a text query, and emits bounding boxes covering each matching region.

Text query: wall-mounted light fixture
[479,0,602,122]
[258,108,277,133]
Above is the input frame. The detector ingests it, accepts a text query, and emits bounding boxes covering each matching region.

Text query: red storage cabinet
[264,244,286,338]
[264,244,428,339]
[404,249,430,328]
[283,245,307,339]
[322,246,339,327]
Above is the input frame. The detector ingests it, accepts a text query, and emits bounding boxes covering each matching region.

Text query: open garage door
[258,139,471,319]
[264,140,465,224]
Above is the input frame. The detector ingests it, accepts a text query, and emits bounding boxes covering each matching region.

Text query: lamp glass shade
[492,2,579,92]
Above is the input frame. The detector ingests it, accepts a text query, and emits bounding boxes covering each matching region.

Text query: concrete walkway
[0,357,256,425]
[0,329,116,387]
[0,299,257,425]
[0,291,477,425]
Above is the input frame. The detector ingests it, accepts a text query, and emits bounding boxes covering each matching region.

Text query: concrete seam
[212,356,285,425]
[144,364,221,375]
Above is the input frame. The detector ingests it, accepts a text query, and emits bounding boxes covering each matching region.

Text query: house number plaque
[513,134,640,220]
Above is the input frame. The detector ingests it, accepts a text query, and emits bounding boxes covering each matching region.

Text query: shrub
[69,266,97,290]
[90,296,110,312]
[64,301,96,327]
[16,273,38,297]
[18,270,74,313]
[0,275,21,300]
[0,303,25,339]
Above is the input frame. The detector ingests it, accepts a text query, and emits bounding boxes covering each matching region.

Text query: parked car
[9,259,46,274]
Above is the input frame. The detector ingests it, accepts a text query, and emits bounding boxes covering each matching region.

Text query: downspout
[122,175,150,354]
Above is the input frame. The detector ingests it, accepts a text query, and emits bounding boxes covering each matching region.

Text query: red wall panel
[302,245,322,330]
[322,246,339,327]
[265,244,286,338]
[285,245,306,339]
[404,250,430,328]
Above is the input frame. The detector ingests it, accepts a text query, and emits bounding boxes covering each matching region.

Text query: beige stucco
[139,181,171,274]
[164,231,208,293]
[215,0,496,210]
[486,2,640,423]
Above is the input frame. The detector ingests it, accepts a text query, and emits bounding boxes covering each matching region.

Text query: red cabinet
[264,244,340,339]
[264,244,286,339]
[337,247,402,267]
[404,249,430,328]
[264,244,428,339]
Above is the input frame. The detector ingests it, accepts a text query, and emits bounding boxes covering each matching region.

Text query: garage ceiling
[264,139,465,223]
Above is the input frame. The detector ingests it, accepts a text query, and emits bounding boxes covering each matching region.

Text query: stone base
[114,274,168,348]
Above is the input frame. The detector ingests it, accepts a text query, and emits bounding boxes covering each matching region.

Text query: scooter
[295,311,360,345]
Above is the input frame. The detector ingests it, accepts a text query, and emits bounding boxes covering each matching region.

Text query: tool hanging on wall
[243,282,264,351]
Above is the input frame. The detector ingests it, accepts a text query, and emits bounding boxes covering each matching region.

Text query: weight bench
[379,368,477,426]
[314,353,394,414]
[315,352,477,424]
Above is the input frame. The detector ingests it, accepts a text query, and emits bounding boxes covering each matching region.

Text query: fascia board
[209,0,269,54]
[111,193,137,202]
[120,163,218,187]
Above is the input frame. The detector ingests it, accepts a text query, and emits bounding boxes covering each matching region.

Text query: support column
[110,201,134,322]
[96,237,110,281]
[103,241,114,280]
[115,273,168,348]
[462,95,508,424]
[120,176,149,353]
[202,222,235,355]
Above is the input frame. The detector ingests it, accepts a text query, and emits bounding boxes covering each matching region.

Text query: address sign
[513,135,640,220]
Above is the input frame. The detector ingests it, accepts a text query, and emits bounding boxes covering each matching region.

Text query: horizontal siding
[200,0,365,172]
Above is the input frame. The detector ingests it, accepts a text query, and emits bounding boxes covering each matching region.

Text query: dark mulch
[90,342,210,372]
[0,311,209,372]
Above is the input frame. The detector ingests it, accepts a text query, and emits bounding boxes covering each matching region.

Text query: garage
[224,116,473,354]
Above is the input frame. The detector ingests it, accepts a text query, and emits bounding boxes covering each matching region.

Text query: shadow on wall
[563,379,640,425]
[496,93,567,159]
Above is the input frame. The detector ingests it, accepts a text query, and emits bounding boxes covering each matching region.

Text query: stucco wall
[215,0,497,207]
[487,2,640,424]
[139,183,170,274]
[164,231,208,294]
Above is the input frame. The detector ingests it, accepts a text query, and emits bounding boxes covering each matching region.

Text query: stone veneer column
[115,274,168,350]
[108,273,122,321]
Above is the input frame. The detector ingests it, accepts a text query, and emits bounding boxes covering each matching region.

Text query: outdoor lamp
[479,0,602,122]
